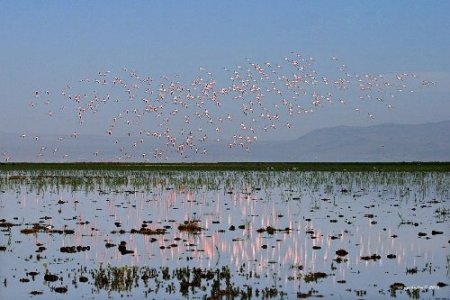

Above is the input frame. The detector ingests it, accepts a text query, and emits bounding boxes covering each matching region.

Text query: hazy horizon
[2,120,449,162]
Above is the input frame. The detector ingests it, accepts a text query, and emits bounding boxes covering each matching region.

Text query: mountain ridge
[1,120,449,162]
[266,120,450,162]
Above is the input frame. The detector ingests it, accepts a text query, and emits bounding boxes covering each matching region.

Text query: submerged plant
[434,207,450,222]
[303,272,327,283]
[397,213,419,227]
[178,219,202,233]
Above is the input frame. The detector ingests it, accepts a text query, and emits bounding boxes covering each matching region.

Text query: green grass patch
[0,162,449,172]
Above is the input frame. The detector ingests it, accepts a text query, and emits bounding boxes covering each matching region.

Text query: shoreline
[1,162,449,172]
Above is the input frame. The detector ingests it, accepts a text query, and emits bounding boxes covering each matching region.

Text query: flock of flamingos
[9,51,434,161]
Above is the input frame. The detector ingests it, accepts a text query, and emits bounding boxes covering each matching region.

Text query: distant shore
[1,162,449,172]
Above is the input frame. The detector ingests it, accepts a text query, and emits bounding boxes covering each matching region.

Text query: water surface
[0,169,449,299]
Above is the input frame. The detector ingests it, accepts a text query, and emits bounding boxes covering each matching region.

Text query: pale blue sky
[1,1,449,141]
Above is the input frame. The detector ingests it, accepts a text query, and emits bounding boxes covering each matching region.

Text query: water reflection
[0,170,448,299]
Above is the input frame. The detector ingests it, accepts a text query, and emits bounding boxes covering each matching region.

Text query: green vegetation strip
[1,162,449,172]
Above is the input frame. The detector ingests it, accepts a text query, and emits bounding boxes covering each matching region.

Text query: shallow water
[0,170,449,299]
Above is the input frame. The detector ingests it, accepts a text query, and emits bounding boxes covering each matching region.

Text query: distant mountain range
[251,120,450,162]
[1,120,449,162]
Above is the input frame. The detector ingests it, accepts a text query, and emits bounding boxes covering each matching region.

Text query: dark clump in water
[44,273,59,282]
[360,254,381,261]
[389,282,405,296]
[29,290,43,295]
[335,249,348,256]
[53,286,68,293]
[178,219,202,233]
[130,227,166,235]
[256,226,291,234]
[105,242,116,248]
[118,241,134,255]
[60,245,90,253]
[304,272,328,283]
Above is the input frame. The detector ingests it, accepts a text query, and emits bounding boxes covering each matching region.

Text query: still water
[0,170,449,299]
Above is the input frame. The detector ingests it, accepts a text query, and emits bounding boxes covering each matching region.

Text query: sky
[1,1,450,161]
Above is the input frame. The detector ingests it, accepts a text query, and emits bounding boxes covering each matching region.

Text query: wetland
[0,163,449,299]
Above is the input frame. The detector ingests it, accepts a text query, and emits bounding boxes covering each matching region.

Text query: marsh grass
[178,219,202,233]
[90,264,250,298]
[2,167,448,201]
[434,207,450,222]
